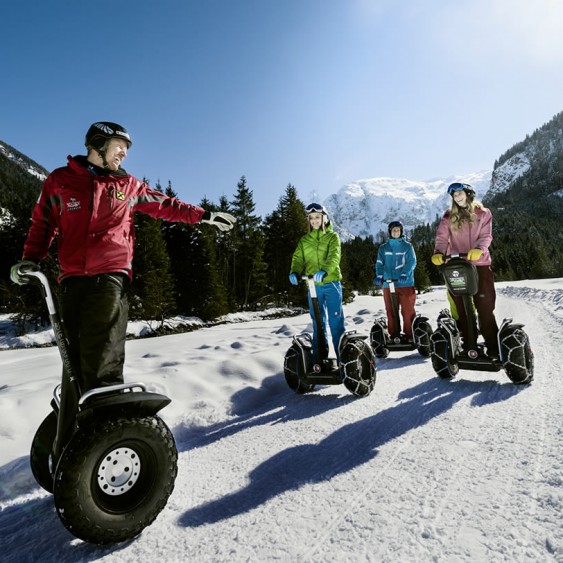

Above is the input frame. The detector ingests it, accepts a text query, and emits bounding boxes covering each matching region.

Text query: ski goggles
[305,202,325,214]
[447,182,471,195]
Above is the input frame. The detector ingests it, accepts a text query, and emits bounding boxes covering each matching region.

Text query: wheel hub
[97,447,141,496]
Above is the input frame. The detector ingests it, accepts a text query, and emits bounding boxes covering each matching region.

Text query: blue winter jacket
[375,236,417,288]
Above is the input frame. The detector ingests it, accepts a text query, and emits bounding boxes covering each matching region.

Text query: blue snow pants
[308,281,346,361]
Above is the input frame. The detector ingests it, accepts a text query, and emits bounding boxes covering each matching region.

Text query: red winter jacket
[23,155,205,280]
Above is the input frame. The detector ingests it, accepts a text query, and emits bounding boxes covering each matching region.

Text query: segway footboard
[76,382,172,424]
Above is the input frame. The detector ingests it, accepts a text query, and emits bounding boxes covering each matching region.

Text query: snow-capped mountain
[487,153,531,197]
[0,140,48,182]
[323,170,492,241]
[487,110,563,202]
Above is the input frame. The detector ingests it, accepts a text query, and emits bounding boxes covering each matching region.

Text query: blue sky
[3,0,563,216]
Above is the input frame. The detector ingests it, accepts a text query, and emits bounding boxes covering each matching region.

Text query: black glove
[201,211,236,232]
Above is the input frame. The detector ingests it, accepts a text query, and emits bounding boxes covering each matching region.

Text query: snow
[1,278,562,562]
[489,153,531,196]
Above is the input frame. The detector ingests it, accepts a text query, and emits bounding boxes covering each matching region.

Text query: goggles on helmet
[447,182,471,195]
[305,202,325,215]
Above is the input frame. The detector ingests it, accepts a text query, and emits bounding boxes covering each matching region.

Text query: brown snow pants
[449,265,499,354]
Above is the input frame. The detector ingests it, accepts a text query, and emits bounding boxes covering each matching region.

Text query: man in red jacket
[11,121,235,392]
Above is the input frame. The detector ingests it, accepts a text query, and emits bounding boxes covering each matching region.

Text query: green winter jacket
[290,223,342,284]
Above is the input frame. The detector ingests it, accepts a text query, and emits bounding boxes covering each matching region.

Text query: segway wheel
[369,323,389,359]
[53,415,177,544]
[430,329,459,380]
[501,327,534,385]
[414,320,433,358]
[30,410,57,493]
[341,338,376,397]
[284,344,315,394]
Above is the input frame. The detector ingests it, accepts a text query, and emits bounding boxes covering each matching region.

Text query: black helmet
[388,220,404,237]
[447,182,475,201]
[85,122,132,150]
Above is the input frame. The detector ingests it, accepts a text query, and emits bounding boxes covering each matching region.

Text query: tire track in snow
[302,291,558,561]
[299,420,415,562]
[297,375,489,561]
[418,296,559,561]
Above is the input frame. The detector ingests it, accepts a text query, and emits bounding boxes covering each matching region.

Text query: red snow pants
[383,286,416,339]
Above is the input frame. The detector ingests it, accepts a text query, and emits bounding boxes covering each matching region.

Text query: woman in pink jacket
[431,183,499,358]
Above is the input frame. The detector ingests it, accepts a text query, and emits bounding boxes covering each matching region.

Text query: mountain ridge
[324,170,492,241]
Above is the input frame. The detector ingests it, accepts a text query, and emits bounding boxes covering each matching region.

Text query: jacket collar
[388,236,406,247]
[68,155,128,177]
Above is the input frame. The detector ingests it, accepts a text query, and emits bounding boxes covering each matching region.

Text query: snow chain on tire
[340,338,376,397]
[369,320,389,358]
[430,329,459,379]
[501,327,534,384]
[413,320,432,357]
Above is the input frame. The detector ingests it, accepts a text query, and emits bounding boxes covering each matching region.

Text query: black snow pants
[60,273,130,393]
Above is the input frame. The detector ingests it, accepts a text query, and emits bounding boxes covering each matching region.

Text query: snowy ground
[0,278,562,562]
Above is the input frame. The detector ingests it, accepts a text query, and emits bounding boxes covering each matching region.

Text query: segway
[284,276,376,397]
[430,255,534,384]
[17,264,178,545]
[370,279,433,358]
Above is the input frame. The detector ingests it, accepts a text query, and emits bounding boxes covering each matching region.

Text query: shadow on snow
[177,376,525,527]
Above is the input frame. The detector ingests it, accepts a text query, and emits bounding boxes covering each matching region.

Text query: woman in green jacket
[289,203,345,360]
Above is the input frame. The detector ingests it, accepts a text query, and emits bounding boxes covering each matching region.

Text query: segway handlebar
[15,266,57,316]
[443,253,468,259]
[301,275,317,298]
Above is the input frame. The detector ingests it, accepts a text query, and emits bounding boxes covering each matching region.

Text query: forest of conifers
[1,136,563,332]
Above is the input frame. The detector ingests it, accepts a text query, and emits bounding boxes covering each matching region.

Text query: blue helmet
[447,182,475,201]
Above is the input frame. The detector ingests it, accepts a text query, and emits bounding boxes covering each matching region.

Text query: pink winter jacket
[433,207,493,266]
[23,155,206,280]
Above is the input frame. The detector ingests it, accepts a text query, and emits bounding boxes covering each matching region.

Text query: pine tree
[229,176,268,308]
[160,184,230,320]
[341,236,377,295]
[263,184,309,305]
[132,210,176,326]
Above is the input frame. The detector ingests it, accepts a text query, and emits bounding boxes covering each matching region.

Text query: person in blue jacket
[374,220,417,342]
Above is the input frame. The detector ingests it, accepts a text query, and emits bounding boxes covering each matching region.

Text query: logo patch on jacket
[116,190,125,201]
[66,197,81,211]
